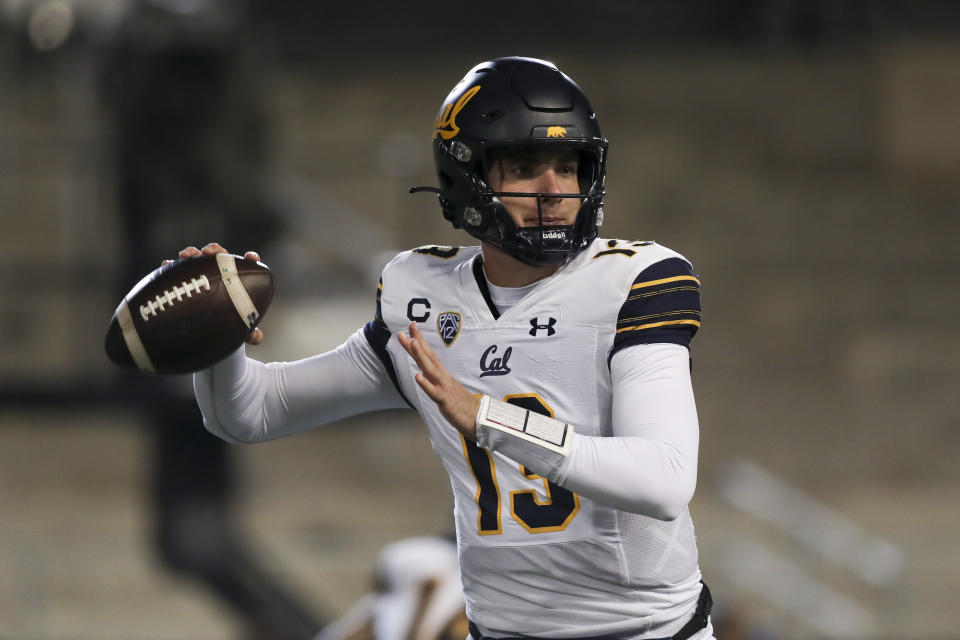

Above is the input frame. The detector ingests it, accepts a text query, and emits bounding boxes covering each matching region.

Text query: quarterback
[188,57,713,639]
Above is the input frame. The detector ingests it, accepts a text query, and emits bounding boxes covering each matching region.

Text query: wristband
[476,395,572,456]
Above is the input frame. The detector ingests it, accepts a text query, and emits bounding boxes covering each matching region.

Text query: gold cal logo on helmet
[434,85,481,140]
[546,126,567,138]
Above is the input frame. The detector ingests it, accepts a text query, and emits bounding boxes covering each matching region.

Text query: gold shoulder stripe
[627,285,700,301]
[618,309,702,324]
[631,275,700,291]
[616,319,702,334]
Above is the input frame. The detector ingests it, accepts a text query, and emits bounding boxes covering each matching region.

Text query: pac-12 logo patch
[437,311,462,347]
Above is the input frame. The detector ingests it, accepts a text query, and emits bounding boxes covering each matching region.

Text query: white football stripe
[215,253,260,329]
[116,299,156,373]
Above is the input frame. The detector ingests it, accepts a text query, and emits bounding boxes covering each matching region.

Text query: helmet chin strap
[490,195,549,249]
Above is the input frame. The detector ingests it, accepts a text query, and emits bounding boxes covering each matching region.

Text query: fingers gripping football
[163,244,264,345]
[173,243,261,263]
[399,322,480,440]
[107,248,273,374]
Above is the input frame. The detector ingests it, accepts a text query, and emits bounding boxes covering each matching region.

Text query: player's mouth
[524,216,567,226]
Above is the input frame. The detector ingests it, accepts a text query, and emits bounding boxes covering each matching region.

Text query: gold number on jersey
[461,432,502,535]
[591,239,653,259]
[461,393,580,535]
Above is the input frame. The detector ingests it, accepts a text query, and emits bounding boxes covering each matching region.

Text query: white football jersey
[364,237,704,638]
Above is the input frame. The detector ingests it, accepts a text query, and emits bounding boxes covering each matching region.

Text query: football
[104,253,274,374]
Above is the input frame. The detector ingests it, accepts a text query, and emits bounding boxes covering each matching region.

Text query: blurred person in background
[315,536,468,640]
[99,1,317,637]
[185,57,713,639]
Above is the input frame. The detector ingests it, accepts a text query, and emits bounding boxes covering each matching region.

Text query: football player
[314,536,468,640]
[187,57,714,639]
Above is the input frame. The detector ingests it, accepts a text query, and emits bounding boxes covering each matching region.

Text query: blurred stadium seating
[1,1,958,638]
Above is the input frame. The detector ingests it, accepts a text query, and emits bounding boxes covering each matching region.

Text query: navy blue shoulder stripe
[610,257,702,361]
[363,278,413,408]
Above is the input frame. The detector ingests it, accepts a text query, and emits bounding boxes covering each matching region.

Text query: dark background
[1,1,958,638]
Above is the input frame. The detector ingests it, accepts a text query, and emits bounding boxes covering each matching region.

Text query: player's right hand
[163,243,265,346]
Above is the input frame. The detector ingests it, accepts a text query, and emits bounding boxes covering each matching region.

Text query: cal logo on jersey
[437,311,462,347]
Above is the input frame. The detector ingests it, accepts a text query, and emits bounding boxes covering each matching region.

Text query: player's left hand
[399,322,480,441]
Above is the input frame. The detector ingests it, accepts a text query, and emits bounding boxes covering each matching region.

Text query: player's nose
[535,169,567,206]
[538,168,564,194]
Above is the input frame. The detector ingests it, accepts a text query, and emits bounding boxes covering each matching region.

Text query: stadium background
[1,1,958,638]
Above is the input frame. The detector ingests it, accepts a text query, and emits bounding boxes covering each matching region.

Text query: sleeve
[610,256,702,362]
[476,342,699,521]
[193,276,409,444]
[362,277,413,408]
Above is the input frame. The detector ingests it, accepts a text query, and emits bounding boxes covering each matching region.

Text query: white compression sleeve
[194,328,408,444]
[476,343,699,521]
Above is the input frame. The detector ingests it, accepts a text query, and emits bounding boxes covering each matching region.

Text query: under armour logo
[479,345,512,378]
[529,317,557,337]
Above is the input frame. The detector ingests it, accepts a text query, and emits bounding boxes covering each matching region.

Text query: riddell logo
[542,229,565,240]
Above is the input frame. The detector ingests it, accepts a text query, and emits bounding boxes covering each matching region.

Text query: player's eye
[506,161,536,179]
[557,162,578,177]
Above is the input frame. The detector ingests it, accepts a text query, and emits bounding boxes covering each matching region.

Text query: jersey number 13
[461,393,581,535]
